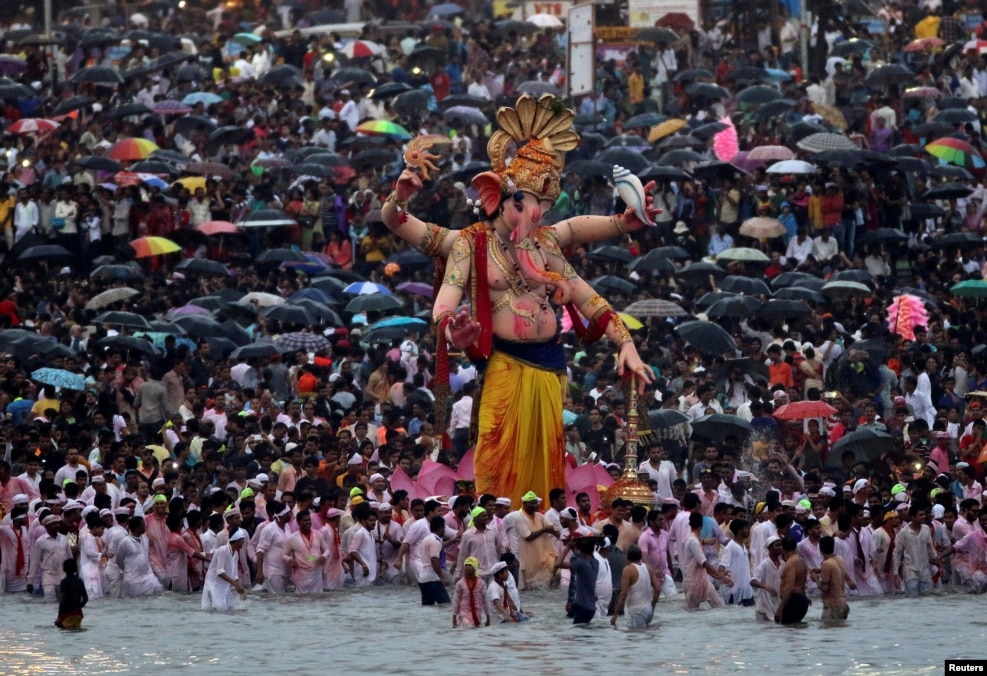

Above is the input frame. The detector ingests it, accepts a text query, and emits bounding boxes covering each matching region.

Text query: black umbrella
[695,291,737,310]
[692,160,742,180]
[895,157,932,176]
[150,51,193,72]
[370,82,414,99]
[773,286,826,303]
[706,295,762,319]
[908,203,945,219]
[303,153,348,167]
[93,311,153,330]
[0,83,33,99]
[691,413,753,443]
[96,335,159,356]
[756,299,812,319]
[628,255,675,274]
[205,336,238,358]
[639,165,693,182]
[293,299,343,325]
[70,66,124,85]
[345,294,404,313]
[450,161,492,182]
[130,160,179,176]
[173,315,228,339]
[292,163,337,178]
[78,30,121,49]
[174,64,208,82]
[648,409,690,429]
[677,262,727,284]
[913,121,953,135]
[691,121,729,140]
[207,126,254,149]
[889,144,924,157]
[384,249,433,270]
[256,249,309,265]
[516,81,562,97]
[175,258,231,276]
[588,275,637,295]
[930,165,974,181]
[351,149,399,171]
[719,275,771,295]
[656,149,703,166]
[735,85,782,105]
[263,304,314,326]
[921,182,973,200]
[51,95,95,116]
[714,357,769,382]
[16,244,74,265]
[390,89,429,115]
[812,149,865,168]
[173,115,217,135]
[829,39,874,57]
[71,156,124,172]
[565,160,613,177]
[730,66,770,82]
[408,45,445,68]
[606,134,651,148]
[635,26,678,43]
[593,148,651,173]
[688,82,730,99]
[771,271,820,288]
[625,112,665,129]
[151,149,191,165]
[330,67,377,85]
[674,68,714,82]
[439,93,491,109]
[657,135,705,150]
[934,108,978,124]
[674,320,737,355]
[587,245,634,263]
[830,270,875,284]
[827,429,894,465]
[864,63,915,88]
[105,102,152,119]
[931,232,984,249]
[260,65,303,87]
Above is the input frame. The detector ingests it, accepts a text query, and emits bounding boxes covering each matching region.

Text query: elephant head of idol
[471,95,580,305]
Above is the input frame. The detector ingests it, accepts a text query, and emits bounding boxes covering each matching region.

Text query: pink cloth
[144,513,169,579]
[453,576,490,627]
[166,530,197,593]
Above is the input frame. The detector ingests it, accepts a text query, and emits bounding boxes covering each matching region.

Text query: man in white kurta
[0,506,31,592]
[372,503,404,584]
[346,509,378,588]
[101,509,131,598]
[255,504,292,594]
[28,515,72,601]
[115,517,163,597]
[202,529,247,611]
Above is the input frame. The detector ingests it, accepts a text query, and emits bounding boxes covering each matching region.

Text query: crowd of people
[1,0,987,632]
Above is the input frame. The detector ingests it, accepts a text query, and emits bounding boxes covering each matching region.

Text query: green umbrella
[950,280,987,298]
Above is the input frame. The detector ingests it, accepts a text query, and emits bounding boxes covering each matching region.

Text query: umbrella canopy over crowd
[2,0,987,626]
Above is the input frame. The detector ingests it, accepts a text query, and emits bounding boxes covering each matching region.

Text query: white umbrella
[765,159,818,174]
[526,13,564,28]
[241,292,286,307]
[85,287,141,310]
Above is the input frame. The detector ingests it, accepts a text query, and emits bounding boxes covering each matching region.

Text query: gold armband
[560,261,576,281]
[420,222,446,258]
[443,265,466,289]
[586,294,610,322]
[610,312,632,345]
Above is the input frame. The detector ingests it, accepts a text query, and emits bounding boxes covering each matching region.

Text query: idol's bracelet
[434,310,456,339]
[385,191,410,212]
[611,213,626,236]
[609,312,633,346]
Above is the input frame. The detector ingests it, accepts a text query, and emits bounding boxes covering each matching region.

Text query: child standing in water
[55,559,89,629]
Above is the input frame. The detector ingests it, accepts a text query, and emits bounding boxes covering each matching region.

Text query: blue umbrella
[182,92,223,106]
[368,316,428,330]
[764,68,793,82]
[428,2,464,16]
[31,367,86,391]
[343,281,392,295]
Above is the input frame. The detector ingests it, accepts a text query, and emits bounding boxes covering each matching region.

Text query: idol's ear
[471,172,503,217]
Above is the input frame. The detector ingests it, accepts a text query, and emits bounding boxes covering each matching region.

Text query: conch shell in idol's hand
[403,135,451,181]
[613,165,655,227]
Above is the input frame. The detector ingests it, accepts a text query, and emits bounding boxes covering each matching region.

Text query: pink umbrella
[565,464,614,513]
[731,151,765,173]
[197,220,241,236]
[417,460,458,498]
[712,117,738,162]
[388,465,418,499]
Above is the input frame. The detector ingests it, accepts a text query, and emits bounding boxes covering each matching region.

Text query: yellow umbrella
[618,312,644,330]
[173,176,207,191]
[810,102,847,131]
[648,118,688,143]
[146,445,169,463]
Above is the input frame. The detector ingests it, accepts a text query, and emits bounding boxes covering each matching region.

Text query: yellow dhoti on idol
[474,349,567,508]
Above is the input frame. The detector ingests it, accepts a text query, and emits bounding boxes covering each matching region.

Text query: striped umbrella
[106,138,159,161]
[7,118,59,134]
[129,236,181,258]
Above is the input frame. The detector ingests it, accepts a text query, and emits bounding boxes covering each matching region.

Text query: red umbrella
[656,12,694,31]
[197,220,241,236]
[7,118,59,134]
[772,400,838,420]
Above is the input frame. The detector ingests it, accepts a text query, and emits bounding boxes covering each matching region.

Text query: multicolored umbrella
[355,119,412,139]
[106,138,159,161]
[926,138,986,168]
[7,118,59,134]
[129,236,181,258]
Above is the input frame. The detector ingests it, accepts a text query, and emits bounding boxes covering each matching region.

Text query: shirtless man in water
[776,536,810,624]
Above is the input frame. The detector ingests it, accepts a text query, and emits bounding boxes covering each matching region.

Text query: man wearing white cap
[751,535,784,621]
[116,516,163,597]
[102,508,132,598]
[367,473,391,505]
[0,496,31,592]
[28,514,72,601]
[255,501,293,594]
[202,528,247,611]
[373,502,404,584]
